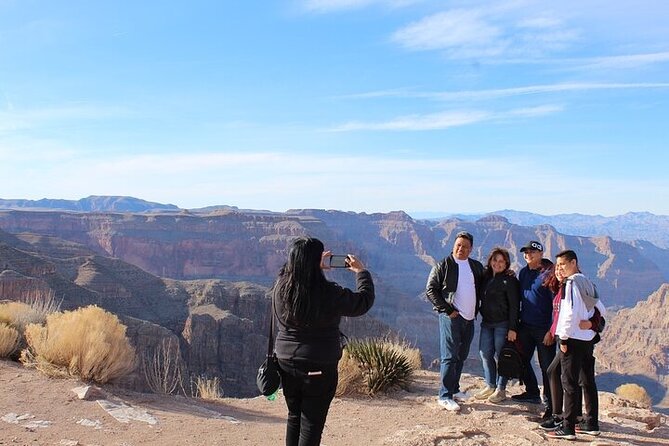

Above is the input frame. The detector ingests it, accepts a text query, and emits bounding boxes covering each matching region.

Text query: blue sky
[1,0,668,215]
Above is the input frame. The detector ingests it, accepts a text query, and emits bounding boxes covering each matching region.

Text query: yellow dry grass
[0,323,20,358]
[336,349,364,397]
[194,376,223,400]
[22,305,136,383]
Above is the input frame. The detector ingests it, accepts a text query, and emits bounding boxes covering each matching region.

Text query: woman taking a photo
[273,237,375,446]
[475,247,521,403]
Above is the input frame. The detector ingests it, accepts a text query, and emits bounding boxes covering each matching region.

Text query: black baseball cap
[520,240,544,252]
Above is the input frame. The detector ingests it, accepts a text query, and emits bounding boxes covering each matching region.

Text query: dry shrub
[336,348,364,397]
[141,338,185,395]
[0,302,37,333]
[0,291,60,334]
[615,383,652,407]
[22,305,136,383]
[194,376,223,400]
[0,323,20,358]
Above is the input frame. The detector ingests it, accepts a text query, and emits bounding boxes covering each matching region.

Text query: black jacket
[425,255,485,316]
[274,270,375,363]
[479,273,520,330]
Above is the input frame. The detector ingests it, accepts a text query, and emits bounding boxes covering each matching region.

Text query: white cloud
[328,104,561,132]
[392,10,505,54]
[582,51,669,70]
[3,146,668,215]
[341,82,669,102]
[0,104,133,133]
[330,110,490,131]
[303,0,420,13]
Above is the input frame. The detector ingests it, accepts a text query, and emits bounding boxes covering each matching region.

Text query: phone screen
[329,255,349,268]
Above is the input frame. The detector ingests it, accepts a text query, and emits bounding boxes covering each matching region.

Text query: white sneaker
[488,388,507,403]
[437,397,461,411]
[453,391,469,401]
[475,387,496,400]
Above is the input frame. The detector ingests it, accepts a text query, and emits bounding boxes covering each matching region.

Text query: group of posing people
[267,234,604,445]
[426,231,605,440]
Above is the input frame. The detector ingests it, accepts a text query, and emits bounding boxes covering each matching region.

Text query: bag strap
[266,297,276,357]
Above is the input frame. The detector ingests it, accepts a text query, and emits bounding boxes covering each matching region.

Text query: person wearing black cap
[512,240,556,420]
[426,231,485,411]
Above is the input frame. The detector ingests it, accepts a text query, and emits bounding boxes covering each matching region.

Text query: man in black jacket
[426,231,484,411]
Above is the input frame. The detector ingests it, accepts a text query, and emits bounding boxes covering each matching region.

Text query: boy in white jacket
[549,250,603,440]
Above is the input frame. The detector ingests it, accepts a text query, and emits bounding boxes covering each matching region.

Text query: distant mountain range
[418,209,669,249]
[0,196,179,213]
[4,197,668,248]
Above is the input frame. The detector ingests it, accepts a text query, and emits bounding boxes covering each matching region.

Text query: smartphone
[329,255,350,268]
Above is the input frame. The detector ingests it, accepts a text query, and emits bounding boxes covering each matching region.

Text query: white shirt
[454,258,476,321]
[555,274,597,341]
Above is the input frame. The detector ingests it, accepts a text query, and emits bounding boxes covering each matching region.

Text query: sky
[1,0,668,216]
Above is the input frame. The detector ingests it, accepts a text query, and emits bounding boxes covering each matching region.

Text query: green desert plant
[342,338,416,395]
[0,322,20,358]
[615,383,652,407]
[21,305,136,383]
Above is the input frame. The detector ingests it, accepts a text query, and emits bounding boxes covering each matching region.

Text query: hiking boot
[511,392,542,404]
[575,421,600,436]
[547,427,576,440]
[540,416,562,431]
[488,388,507,403]
[474,387,495,400]
[437,397,461,411]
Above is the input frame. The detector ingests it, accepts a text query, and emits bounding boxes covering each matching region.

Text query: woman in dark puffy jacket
[475,247,520,403]
[272,237,375,446]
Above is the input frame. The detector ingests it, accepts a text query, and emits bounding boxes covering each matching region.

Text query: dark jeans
[439,313,475,399]
[517,323,556,407]
[278,358,338,446]
[559,339,599,430]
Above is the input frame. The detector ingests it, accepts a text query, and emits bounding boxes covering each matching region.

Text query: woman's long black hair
[273,237,329,326]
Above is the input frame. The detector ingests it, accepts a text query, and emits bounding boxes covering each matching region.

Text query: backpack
[498,341,524,384]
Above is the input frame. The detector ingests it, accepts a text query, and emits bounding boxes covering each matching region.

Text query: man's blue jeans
[439,313,474,399]
[479,321,509,389]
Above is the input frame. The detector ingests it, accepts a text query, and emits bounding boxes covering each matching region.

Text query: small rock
[71,385,106,400]
[59,441,80,446]
[77,418,102,429]
[608,407,664,430]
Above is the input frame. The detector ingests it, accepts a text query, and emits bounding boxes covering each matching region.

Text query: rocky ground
[1,360,666,446]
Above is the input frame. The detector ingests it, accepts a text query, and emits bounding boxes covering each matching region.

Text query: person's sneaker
[453,391,469,401]
[511,392,542,404]
[488,388,507,403]
[437,397,461,411]
[540,416,562,431]
[475,387,496,400]
[575,421,600,436]
[541,408,553,421]
[547,427,576,440]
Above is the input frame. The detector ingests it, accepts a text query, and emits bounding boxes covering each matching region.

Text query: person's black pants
[547,353,582,418]
[559,339,598,430]
[517,324,556,407]
[278,358,338,446]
